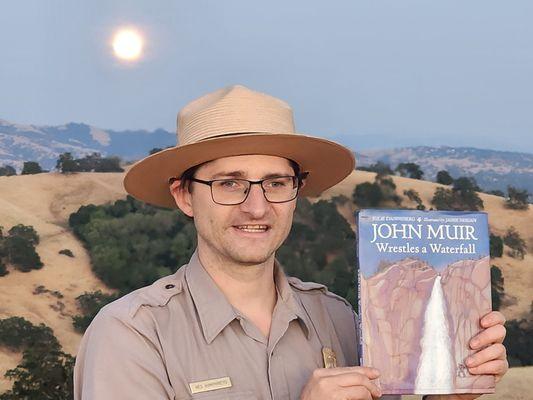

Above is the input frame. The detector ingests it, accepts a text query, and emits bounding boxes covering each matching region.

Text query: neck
[196,246,278,318]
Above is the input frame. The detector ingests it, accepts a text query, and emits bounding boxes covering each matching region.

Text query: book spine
[355,211,364,367]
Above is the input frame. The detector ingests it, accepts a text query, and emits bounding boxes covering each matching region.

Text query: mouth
[232,224,270,233]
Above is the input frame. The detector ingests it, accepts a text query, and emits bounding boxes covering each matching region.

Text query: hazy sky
[1,1,532,152]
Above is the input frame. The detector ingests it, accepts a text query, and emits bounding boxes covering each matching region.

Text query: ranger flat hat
[123,85,355,208]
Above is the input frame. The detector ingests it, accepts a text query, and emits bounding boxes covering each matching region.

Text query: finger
[470,324,506,349]
[466,343,506,368]
[313,366,380,380]
[480,311,506,328]
[339,385,375,400]
[329,371,382,398]
[468,359,509,377]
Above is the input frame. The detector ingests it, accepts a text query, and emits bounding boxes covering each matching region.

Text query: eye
[266,177,291,188]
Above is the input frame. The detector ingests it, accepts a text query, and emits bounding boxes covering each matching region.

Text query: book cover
[356,209,495,395]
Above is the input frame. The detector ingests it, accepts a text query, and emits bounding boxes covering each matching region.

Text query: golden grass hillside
[0,169,531,396]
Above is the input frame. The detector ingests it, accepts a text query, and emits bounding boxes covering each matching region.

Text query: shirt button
[165,284,175,289]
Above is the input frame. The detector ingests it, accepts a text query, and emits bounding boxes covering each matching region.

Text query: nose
[239,183,269,218]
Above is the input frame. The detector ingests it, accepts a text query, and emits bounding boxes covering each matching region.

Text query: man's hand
[427,310,509,400]
[300,366,382,400]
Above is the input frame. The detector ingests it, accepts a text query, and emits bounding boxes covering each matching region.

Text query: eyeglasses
[189,174,308,205]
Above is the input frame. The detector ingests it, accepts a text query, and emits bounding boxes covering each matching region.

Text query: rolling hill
[0,169,531,396]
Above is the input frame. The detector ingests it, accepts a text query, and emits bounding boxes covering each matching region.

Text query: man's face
[174,155,298,266]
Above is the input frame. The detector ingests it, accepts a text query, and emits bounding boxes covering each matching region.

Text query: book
[356,209,495,395]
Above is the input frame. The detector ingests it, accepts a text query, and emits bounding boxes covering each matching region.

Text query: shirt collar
[185,250,312,344]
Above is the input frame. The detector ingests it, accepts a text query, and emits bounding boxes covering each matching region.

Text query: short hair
[171,159,303,194]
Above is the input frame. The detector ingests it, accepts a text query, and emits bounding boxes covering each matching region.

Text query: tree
[56,152,79,173]
[395,163,424,179]
[503,226,527,259]
[3,236,43,272]
[357,161,394,176]
[489,234,503,258]
[352,182,383,207]
[432,176,483,211]
[0,165,16,176]
[72,291,117,332]
[8,224,39,245]
[21,161,43,175]
[505,186,529,210]
[436,170,453,185]
[403,189,425,210]
[486,189,505,197]
[94,156,124,172]
[490,266,504,311]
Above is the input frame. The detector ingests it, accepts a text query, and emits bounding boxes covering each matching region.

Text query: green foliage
[0,317,73,400]
[8,224,39,245]
[395,162,424,179]
[489,234,503,258]
[352,175,402,208]
[21,161,43,175]
[353,182,383,207]
[436,170,453,185]
[503,226,527,259]
[504,303,533,366]
[56,152,124,173]
[431,176,484,211]
[58,249,74,257]
[0,165,16,176]
[72,291,117,333]
[0,317,58,352]
[0,259,7,277]
[490,265,504,311]
[0,225,43,273]
[69,196,196,293]
[505,186,529,210]
[277,199,358,308]
[357,161,393,175]
[403,189,425,210]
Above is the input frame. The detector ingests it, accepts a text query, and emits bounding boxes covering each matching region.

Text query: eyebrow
[209,170,293,179]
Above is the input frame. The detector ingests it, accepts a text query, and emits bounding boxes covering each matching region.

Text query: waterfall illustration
[414,275,455,393]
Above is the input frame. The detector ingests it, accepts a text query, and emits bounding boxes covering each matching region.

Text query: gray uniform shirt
[73,251,364,400]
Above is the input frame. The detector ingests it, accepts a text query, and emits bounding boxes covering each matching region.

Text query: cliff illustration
[360,256,494,394]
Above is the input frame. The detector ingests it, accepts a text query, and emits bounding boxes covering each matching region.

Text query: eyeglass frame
[175,172,309,205]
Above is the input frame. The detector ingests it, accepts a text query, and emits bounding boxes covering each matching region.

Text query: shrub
[505,186,529,210]
[403,189,425,210]
[72,291,117,333]
[58,249,74,257]
[503,226,527,259]
[0,259,8,277]
[3,236,43,272]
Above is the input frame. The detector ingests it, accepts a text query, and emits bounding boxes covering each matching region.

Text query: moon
[112,28,144,61]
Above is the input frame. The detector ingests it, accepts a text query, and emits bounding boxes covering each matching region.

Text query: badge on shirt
[322,347,337,368]
[189,376,232,394]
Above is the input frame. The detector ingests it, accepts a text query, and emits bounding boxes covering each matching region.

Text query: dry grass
[0,169,531,395]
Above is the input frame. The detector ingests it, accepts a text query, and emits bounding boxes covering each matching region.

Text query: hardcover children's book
[356,209,494,395]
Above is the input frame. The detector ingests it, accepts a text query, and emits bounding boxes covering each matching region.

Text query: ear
[169,179,194,217]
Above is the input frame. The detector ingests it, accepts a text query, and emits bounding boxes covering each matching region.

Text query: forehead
[196,155,294,177]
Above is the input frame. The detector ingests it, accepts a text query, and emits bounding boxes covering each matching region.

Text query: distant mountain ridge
[0,119,175,171]
[356,146,533,195]
[1,118,531,194]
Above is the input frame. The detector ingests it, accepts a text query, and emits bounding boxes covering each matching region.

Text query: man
[74,85,508,400]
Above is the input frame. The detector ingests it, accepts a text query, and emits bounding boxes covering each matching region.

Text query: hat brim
[123,133,355,209]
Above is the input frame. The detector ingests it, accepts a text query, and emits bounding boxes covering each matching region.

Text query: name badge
[189,376,232,394]
[322,347,337,368]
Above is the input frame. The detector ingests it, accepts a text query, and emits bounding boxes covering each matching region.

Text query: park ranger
[74,85,508,400]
